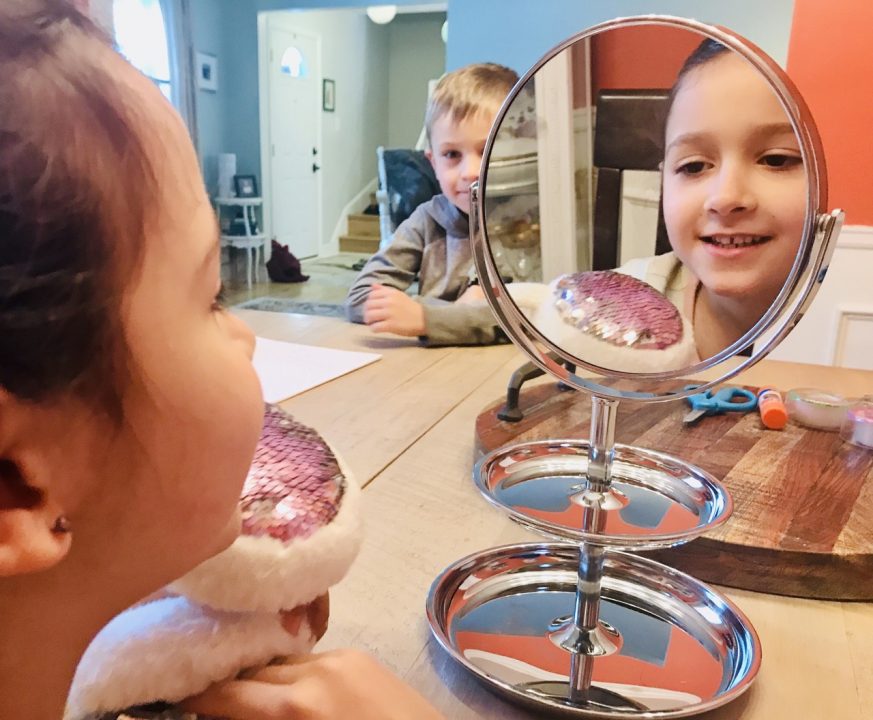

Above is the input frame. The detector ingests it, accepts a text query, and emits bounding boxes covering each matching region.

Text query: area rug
[304,252,371,272]
[235,297,346,318]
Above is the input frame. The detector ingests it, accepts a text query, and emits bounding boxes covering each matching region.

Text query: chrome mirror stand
[429,392,761,718]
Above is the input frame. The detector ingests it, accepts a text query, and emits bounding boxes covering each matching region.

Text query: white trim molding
[830,306,873,368]
[768,224,873,368]
[837,224,873,250]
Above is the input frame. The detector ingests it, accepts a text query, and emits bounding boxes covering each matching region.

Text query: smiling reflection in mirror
[653,39,805,361]
[485,30,808,371]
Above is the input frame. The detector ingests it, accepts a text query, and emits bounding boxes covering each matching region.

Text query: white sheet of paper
[253,337,381,403]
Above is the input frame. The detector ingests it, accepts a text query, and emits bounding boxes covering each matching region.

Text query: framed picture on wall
[233,174,259,198]
[323,78,336,112]
[196,52,218,92]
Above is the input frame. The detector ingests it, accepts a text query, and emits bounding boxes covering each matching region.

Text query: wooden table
[241,309,873,720]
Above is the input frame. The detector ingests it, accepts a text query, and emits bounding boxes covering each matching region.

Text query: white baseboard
[769,223,873,368]
[324,178,378,258]
[837,224,873,249]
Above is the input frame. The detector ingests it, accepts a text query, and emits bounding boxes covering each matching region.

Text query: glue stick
[758,387,787,430]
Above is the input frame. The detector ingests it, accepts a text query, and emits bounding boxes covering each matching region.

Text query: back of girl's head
[0,0,157,417]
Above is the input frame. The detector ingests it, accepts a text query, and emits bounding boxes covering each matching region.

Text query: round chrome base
[427,543,761,718]
[473,440,731,549]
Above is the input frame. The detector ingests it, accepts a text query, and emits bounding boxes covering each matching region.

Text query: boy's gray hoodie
[344,194,506,346]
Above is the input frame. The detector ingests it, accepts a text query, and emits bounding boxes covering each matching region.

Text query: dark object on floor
[351,258,368,272]
[266,240,309,283]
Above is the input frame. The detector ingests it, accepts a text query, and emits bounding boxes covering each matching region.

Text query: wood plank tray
[474,379,873,600]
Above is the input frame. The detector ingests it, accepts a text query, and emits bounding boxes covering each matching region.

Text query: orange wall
[589,26,702,100]
[787,0,873,225]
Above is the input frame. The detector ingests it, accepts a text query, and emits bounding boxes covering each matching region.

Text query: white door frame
[534,46,579,279]
[257,12,324,259]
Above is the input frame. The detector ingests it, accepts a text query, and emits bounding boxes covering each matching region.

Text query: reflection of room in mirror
[486,25,809,372]
[485,80,542,282]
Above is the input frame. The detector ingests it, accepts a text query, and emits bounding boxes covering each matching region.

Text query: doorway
[259,16,323,260]
[235,5,445,309]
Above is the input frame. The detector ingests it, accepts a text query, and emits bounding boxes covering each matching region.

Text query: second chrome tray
[474,440,731,549]
[427,543,761,719]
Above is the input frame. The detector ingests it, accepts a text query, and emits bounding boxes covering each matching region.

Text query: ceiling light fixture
[366,5,398,24]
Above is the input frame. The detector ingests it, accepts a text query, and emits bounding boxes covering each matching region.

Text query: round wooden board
[474,379,873,600]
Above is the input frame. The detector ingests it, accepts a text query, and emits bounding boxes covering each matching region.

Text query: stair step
[348,213,380,237]
[340,234,380,253]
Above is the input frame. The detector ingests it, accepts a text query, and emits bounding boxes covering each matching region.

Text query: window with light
[113,0,172,101]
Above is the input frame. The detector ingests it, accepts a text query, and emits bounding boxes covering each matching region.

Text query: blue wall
[447,0,796,72]
[216,2,260,181]
[191,0,796,198]
[197,0,439,185]
[190,0,227,192]
[252,0,427,9]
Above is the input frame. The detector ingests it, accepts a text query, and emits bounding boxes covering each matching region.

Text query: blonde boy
[344,63,518,345]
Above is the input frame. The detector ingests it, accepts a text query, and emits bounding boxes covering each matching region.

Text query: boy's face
[427,109,495,214]
[662,52,806,303]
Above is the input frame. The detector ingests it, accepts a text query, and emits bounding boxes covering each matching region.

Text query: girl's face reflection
[662,52,806,304]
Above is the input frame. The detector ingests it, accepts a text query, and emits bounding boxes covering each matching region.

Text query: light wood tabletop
[241,310,873,720]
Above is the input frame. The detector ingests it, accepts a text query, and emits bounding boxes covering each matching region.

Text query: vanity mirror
[478,18,840,385]
[427,15,845,719]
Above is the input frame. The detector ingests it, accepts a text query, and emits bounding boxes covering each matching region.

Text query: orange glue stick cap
[757,387,787,430]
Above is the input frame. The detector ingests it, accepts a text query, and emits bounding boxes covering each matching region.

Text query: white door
[266,22,321,259]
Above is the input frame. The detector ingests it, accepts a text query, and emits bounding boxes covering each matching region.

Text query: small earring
[51,516,71,534]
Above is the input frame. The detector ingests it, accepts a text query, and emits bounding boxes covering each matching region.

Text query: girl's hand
[362,284,426,336]
[180,649,446,720]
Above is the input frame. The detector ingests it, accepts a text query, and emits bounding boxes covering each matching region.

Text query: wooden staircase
[340,212,380,254]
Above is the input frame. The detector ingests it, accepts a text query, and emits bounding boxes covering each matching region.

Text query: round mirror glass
[476,18,836,396]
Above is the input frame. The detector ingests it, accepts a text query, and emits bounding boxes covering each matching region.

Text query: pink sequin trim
[239,404,345,544]
[553,271,684,350]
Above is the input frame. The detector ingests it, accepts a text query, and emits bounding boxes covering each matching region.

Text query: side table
[215,196,268,289]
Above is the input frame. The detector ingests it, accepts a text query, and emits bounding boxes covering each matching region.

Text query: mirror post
[566,542,607,702]
[588,395,617,491]
[554,396,622,702]
[573,396,619,701]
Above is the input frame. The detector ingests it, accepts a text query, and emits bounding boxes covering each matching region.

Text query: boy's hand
[180,649,446,720]
[363,284,426,337]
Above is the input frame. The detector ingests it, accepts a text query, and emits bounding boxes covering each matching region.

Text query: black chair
[375,147,440,249]
[591,89,672,271]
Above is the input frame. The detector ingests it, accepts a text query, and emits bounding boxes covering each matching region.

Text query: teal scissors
[683,384,758,425]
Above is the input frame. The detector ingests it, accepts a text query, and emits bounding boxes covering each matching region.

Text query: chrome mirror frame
[472,15,844,403]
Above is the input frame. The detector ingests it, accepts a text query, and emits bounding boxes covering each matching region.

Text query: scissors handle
[713,387,758,412]
[682,385,756,425]
[683,385,719,412]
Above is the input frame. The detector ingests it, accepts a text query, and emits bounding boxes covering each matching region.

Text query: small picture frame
[233,174,258,198]
[196,52,218,92]
[322,78,336,112]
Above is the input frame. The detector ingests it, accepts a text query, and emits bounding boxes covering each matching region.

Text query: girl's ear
[0,492,73,577]
[0,396,73,576]
[425,148,434,167]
